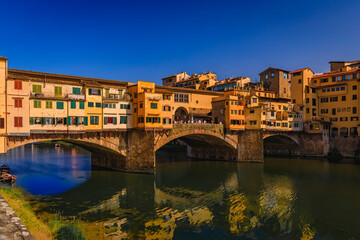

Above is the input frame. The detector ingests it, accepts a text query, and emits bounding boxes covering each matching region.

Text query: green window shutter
[73,87,81,95]
[71,101,76,109]
[29,117,34,125]
[105,89,110,98]
[75,117,80,125]
[67,117,71,126]
[79,102,84,109]
[41,117,45,125]
[84,116,88,126]
[104,117,108,125]
[113,117,117,125]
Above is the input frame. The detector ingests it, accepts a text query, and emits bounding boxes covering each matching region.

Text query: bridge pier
[237,130,264,163]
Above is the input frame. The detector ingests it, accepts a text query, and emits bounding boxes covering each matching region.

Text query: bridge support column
[125,130,155,173]
[237,130,263,162]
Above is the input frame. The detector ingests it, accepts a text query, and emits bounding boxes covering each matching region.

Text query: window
[337,76,341,81]
[14,117,23,127]
[250,109,255,114]
[139,103,143,108]
[252,98,257,104]
[88,88,101,95]
[283,72,288,79]
[342,75,346,81]
[341,87,345,91]
[347,75,351,80]
[306,98,309,103]
[55,86,62,98]
[293,72,301,77]
[88,102,94,107]
[353,107,357,114]
[0,118,4,129]
[332,108,336,115]
[342,96,346,101]
[320,109,328,114]
[353,85,357,90]
[120,116,128,124]
[298,79,302,84]
[332,77,336,82]
[14,81,22,90]
[72,87,81,95]
[71,101,76,109]
[312,108,316,116]
[271,73,274,78]
[312,88,316,93]
[174,93,189,103]
[120,104,130,109]
[56,102,64,109]
[330,97,338,102]
[353,95,357,100]
[312,98,316,106]
[95,102,102,108]
[320,78,328,83]
[265,74,268,80]
[320,98,328,103]
[138,117,144,123]
[46,101,52,109]
[14,98,22,108]
[32,85,42,93]
[34,100,41,108]
[90,116,99,125]
[79,102,84,109]
[134,108,137,113]
[353,73,357,79]
[104,117,117,125]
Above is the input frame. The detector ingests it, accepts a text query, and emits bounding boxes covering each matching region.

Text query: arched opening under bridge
[263,135,300,157]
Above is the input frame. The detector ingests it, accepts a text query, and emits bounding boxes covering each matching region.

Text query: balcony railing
[103,94,131,101]
[30,92,85,100]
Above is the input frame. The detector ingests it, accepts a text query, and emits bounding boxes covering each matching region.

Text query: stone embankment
[0,194,34,240]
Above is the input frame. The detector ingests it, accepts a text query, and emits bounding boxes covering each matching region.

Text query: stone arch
[155,129,237,152]
[174,107,189,122]
[263,134,300,157]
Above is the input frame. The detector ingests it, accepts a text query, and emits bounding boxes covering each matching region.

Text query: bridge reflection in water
[29,152,359,239]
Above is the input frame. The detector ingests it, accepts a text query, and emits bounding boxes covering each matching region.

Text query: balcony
[103,94,131,101]
[67,94,85,100]
[30,92,85,100]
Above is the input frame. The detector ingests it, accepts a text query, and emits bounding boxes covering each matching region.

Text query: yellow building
[212,95,245,131]
[129,81,163,129]
[310,65,359,136]
[173,71,217,90]
[85,85,103,131]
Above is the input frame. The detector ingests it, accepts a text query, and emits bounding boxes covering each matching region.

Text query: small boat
[55,143,61,148]
[0,172,16,182]
[0,165,16,183]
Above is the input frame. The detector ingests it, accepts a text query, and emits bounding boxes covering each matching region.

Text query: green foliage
[57,225,85,240]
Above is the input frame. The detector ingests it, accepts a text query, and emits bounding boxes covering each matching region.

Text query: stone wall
[330,136,359,158]
[237,130,263,162]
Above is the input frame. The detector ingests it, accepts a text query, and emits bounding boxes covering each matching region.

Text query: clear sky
[1,0,360,84]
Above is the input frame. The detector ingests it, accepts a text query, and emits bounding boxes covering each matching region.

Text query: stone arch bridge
[2,124,329,173]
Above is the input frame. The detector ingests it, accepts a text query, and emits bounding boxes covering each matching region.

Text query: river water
[1,143,360,239]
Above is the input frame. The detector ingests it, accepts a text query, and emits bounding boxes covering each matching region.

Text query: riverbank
[0,187,53,239]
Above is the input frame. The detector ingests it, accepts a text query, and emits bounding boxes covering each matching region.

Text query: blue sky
[1,0,360,84]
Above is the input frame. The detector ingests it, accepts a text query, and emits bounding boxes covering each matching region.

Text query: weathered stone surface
[0,194,35,240]
[237,130,263,162]
[330,136,359,158]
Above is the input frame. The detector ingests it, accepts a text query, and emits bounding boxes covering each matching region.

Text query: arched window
[340,127,348,137]
[331,127,338,136]
[350,127,358,136]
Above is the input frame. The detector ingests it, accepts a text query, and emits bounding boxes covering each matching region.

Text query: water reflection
[0,143,91,195]
[1,144,360,239]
